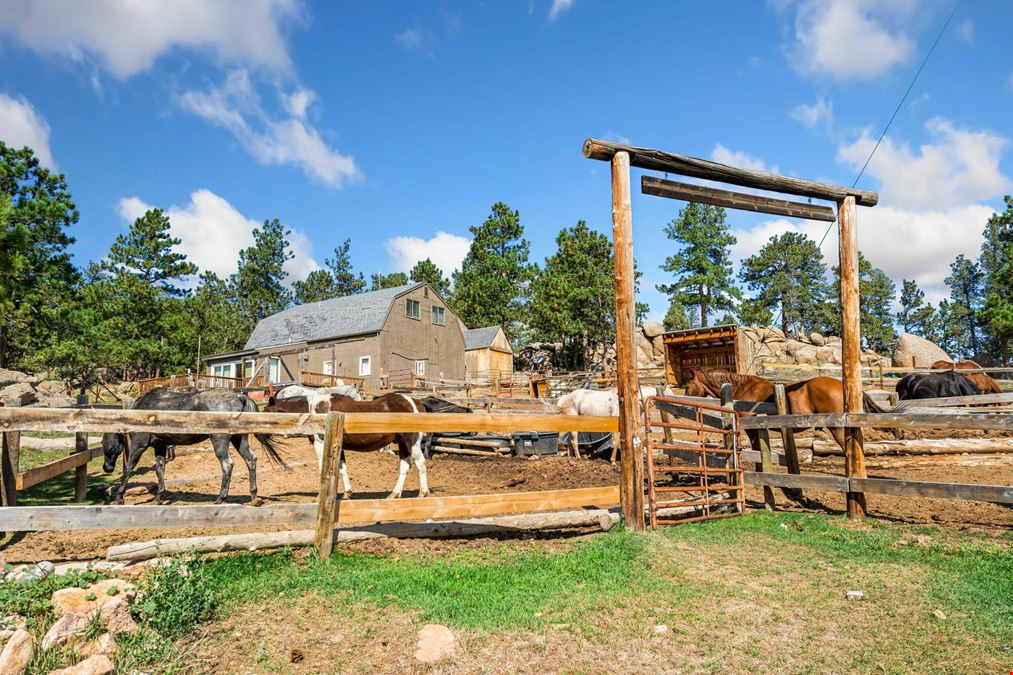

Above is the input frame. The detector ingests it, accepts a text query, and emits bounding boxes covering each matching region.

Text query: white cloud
[789,0,916,80]
[837,118,1011,210]
[0,0,298,79]
[117,189,318,283]
[548,0,574,21]
[385,231,471,278]
[178,70,360,188]
[711,145,778,174]
[955,19,973,43]
[0,93,56,168]
[395,29,424,51]
[282,87,316,120]
[789,96,833,130]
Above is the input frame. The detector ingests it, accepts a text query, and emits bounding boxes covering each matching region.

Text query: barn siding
[379,286,465,383]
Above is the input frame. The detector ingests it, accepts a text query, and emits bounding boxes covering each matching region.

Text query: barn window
[268,357,281,383]
[322,360,334,375]
[359,356,372,376]
[406,298,421,320]
[415,360,426,376]
[432,306,445,326]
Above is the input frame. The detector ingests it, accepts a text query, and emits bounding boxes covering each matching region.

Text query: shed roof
[463,326,504,351]
[245,284,419,350]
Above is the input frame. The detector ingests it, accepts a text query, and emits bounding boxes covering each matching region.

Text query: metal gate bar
[644,396,745,529]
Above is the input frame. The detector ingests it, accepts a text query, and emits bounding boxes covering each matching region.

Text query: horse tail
[862,392,888,413]
[242,394,289,469]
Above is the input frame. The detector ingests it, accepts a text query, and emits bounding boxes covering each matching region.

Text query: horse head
[101,433,127,473]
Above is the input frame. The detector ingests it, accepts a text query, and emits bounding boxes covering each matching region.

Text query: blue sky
[1,0,1011,322]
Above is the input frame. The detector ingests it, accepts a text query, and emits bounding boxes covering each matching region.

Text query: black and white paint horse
[101,387,286,505]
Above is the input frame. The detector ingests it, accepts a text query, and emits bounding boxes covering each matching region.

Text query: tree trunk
[699,285,708,327]
[781,303,789,335]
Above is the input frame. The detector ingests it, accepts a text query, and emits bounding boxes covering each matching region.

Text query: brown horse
[931,360,1002,395]
[684,369,885,452]
[262,391,428,499]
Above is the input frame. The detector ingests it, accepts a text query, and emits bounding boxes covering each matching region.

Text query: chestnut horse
[684,369,885,452]
[931,360,1002,395]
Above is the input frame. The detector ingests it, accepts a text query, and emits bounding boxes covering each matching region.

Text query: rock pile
[891,333,951,368]
[740,326,891,370]
[0,368,76,407]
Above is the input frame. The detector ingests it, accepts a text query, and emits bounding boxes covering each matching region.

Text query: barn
[203,283,466,391]
[463,326,514,377]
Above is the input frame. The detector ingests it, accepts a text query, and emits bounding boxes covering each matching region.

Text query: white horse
[276,384,362,401]
[557,386,664,462]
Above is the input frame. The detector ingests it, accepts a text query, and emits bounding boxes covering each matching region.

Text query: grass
[7,512,1011,673]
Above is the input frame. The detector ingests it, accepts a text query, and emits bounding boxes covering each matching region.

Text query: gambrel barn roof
[245,284,420,350]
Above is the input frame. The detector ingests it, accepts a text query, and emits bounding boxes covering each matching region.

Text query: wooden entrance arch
[583,139,880,528]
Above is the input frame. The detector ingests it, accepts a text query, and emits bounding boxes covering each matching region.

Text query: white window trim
[268,357,282,383]
[322,360,334,375]
[415,360,426,377]
[359,356,372,377]
[406,298,421,320]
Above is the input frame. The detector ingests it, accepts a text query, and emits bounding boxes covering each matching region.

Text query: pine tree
[409,258,451,296]
[105,209,196,294]
[185,272,250,359]
[658,203,739,327]
[451,202,537,339]
[231,218,293,328]
[293,269,336,304]
[944,254,984,356]
[979,196,1013,363]
[369,272,408,291]
[327,239,365,297]
[530,221,615,369]
[738,232,830,335]
[896,279,936,337]
[830,253,897,352]
[0,142,78,368]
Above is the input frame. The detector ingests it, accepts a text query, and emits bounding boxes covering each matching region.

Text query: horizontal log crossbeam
[744,472,1013,504]
[583,138,879,206]
[739,412,1013,431]
[642,176,838,222]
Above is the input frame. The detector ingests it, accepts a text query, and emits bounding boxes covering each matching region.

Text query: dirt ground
[2,428,1011,563]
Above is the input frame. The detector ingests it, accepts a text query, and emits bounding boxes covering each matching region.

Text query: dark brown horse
[262,391,428,499]
[931,360,1002,395]
[684,369,885,452]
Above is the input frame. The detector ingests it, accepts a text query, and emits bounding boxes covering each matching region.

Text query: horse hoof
[419,491,430,498]
[249,497,263,507]
[214,498,226,505]
[113,498,125,506]
[386,492,400,500]
[342,492,352,501]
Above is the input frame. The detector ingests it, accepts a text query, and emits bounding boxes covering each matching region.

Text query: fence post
[314,412,346,558]
[1,399,21,538]
[74,394,90,502]
[719,384,742,513]
[757,427,775,511]
[773,383,804,503]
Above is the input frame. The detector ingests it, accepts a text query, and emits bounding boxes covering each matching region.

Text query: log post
[719,384,742,513]
[611,150,645,531]
[757,428,775,511]
[314,412,345,558]
[73,394,89,502]
[837,195,867,518]
[1,399,20,538]
[773,383,804,503]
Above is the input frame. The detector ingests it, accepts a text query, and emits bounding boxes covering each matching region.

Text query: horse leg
[388,444,411,499]
[829,426,847,453]
[609,432,618,464]
[232,435,260,506]
[339,458,352,500]
[409,433,430,497]
[570,429,582,460]
[210,434,234,504]
[313,434,324,471]
[152,443,168,504]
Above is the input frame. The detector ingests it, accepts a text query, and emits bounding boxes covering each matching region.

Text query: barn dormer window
[406,298,421,320]
[432,306,445,326]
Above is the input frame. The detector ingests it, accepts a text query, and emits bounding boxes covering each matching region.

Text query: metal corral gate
[643,395,745,528]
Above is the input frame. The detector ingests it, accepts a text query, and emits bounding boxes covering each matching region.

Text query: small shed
[662,325,751,386]
[463,326,513,376]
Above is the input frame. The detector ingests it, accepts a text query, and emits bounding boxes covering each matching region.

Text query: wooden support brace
[773,383,804,503]
[642,176,838,222]
[314,412,345,558]
[756,428,776,511]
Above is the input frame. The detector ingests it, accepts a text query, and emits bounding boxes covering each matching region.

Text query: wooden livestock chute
[661,325,749,387]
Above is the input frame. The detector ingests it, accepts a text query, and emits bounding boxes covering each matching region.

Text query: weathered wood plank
[671,394,778,415]
[773,383,804,503]
[314,412,345,558]
[740,414,848,429]
[838,194,867,519]
[583,138,879,206]
[16,447,99,490]
[642,176,838,221]
[73,431,89,501]
[344,413,618,434]
[850,477,1013,504]
[0,485,621,532]
[892,392,1013,411]
[757,429,775,510]
[744,472,850,492]
[741,412,1013,431]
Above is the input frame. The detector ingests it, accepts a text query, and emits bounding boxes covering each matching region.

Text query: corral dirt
[3,427,1012,563]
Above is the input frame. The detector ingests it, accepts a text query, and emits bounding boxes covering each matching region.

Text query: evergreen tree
[944,254,984,356]
[530,221,615,369]
[830,253,898,352]
[293,269,336,304]
[231,219,293,328]
[738,297,774,328]
[979,196,1013,363]
[451,202,537,339]
[738,232,830,335]
[105,209,196,294]
[896,279,936,337]
[370,271,409,291]
[409,258,451,296]
[658,203,739,327]
[185,272,250,360]
[327,239,365,297]
[0,142,78,368]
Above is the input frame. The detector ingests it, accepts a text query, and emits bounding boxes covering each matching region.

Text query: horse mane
[694,369,760,390]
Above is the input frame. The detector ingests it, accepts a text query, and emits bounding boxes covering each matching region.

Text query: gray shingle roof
[245,284,417,350]
[463,326,504,351]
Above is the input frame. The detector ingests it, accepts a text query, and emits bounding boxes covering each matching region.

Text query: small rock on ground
[42,612,93,651]
[414,624,458,663]
[99,600,138,636]
[653,624,669,635]
[933,609,947,620]
[52,580,136,617]
[845,590,865,601]
[74,633,117,659]
[47,654,115,675]
[0,628,35,675]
